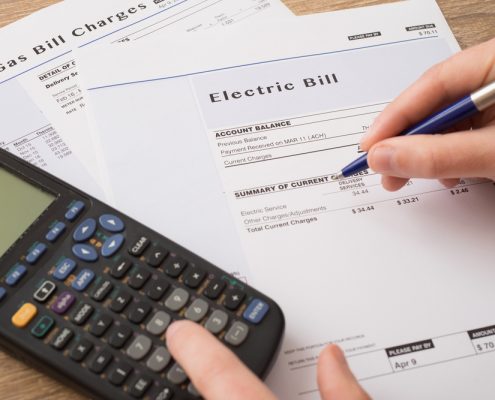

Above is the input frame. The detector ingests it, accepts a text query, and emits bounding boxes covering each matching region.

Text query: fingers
[381,175,409,191]
[166,320,276,400]
[367,127,495,179]
[317,344,370,400]
[361,38,495,151]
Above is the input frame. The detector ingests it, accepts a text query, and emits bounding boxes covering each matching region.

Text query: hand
[166,320,370,400]
[360,38,495,191]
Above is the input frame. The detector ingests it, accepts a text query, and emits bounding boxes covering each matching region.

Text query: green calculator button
[31,315,54,338]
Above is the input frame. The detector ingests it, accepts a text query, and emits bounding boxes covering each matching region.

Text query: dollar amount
[352,205,375,214]
[352,189,369,196]
[396,196,419,205]
[418,29,438,37]
[476,341,495,352]
[450,188,469,195]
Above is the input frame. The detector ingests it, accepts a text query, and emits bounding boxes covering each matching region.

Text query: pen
[331,80,495,180]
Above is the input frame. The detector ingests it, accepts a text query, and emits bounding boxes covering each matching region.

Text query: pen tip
[331,172,344,180]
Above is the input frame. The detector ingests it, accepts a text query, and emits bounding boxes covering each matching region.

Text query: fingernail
[166,320,185,342]
[329,344,347,366]
[369,146,395,173]
[360,119,380,148]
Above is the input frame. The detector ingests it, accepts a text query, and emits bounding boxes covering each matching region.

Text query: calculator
[0,148,284,399]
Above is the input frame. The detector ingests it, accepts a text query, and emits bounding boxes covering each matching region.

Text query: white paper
[0,0,293,192]
[78,1,495,398]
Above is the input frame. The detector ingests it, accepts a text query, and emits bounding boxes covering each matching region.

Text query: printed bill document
[78,1,495,398]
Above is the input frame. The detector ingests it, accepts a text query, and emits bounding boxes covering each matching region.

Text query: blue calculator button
[53,258,77,281]
[72,244,98,262]
[99,214,125,233]
[73,218,97,242]
[101,234,125,258]
[0,287,6,301]
[6,264,27,287]
[65,201,85,221]
[72,269,95,291]
[45,222,66,242]
[242,299,270,324]
[26,243,47,264]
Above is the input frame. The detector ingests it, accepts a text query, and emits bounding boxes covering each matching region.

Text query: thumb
[367,127,495,179]
[317,344,370,400]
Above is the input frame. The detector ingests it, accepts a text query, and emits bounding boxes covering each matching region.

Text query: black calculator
[0,148,284,399]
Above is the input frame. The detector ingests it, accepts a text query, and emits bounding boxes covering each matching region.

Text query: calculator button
[146,278,169,301]
[154,386,174,400]
[183,268,206,289]
[166,363,188,385]
[126,334,152,360]
[91,279,113,302]
[110,290,132,313]
[108,324,132,349]
[203,278,226,300]
[205,310,229,334]
[110,258,132,279]
[0,287,6,302]
[72,218,96,242]
[108,361,132,386]
[45,221,66,242]
[72,244,98,262]
[128,267,151,290]
[225,321,249,346]
[5,264,27,286]
[129,235,150,257]
[26,243,47,264]
[127,301,152,324]
[223,288,246,311]
[65,200,85,221]
[70,338,93,362]
[130,375,153,398]
[51,291,76,315]
[99,214,125,233]
[185,298,209,322]
[71,303,94,325]
[146,246,168,267]
[89,349,113,374]
[101,234,125,258]
[164,288,189,312]
[33,280,57,303]
[164,258,187,278]
[53,258,77,281]
[146,347,171,372]
[243,299,270,324]
[187,383,201,397]
[145,311,171,336]
[51,327,74,350]
[31,315,54,338]
[72,269,95,292]
[12,303,37,328]
[90,313,113,337]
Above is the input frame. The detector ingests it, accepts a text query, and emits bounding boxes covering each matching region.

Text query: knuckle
[418,144,449,178]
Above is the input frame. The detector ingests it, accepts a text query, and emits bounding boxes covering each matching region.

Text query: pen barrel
[402,95,478,136]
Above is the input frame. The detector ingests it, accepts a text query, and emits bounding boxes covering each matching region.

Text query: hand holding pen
[336,38,495,191]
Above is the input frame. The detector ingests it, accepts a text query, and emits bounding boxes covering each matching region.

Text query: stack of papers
[3,0,495,398]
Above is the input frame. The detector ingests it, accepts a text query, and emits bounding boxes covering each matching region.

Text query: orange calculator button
[12,303,37,328]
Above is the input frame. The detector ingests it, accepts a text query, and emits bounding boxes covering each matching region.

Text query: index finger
[166,320,277,400]
[360,37,495,151]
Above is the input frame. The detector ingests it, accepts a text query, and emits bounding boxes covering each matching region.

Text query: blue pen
[332,80,495,180]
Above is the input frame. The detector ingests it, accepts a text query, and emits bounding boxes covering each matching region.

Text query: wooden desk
[0,1,493,398]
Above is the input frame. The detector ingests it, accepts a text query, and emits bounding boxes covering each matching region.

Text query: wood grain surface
[0,0,493,399]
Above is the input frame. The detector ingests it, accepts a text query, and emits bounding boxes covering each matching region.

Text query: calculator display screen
[0,167,55,257]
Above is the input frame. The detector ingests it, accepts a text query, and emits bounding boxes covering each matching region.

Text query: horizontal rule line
[224,143,358,168]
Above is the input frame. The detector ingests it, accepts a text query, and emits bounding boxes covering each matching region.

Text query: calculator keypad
[4,198,280,400]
